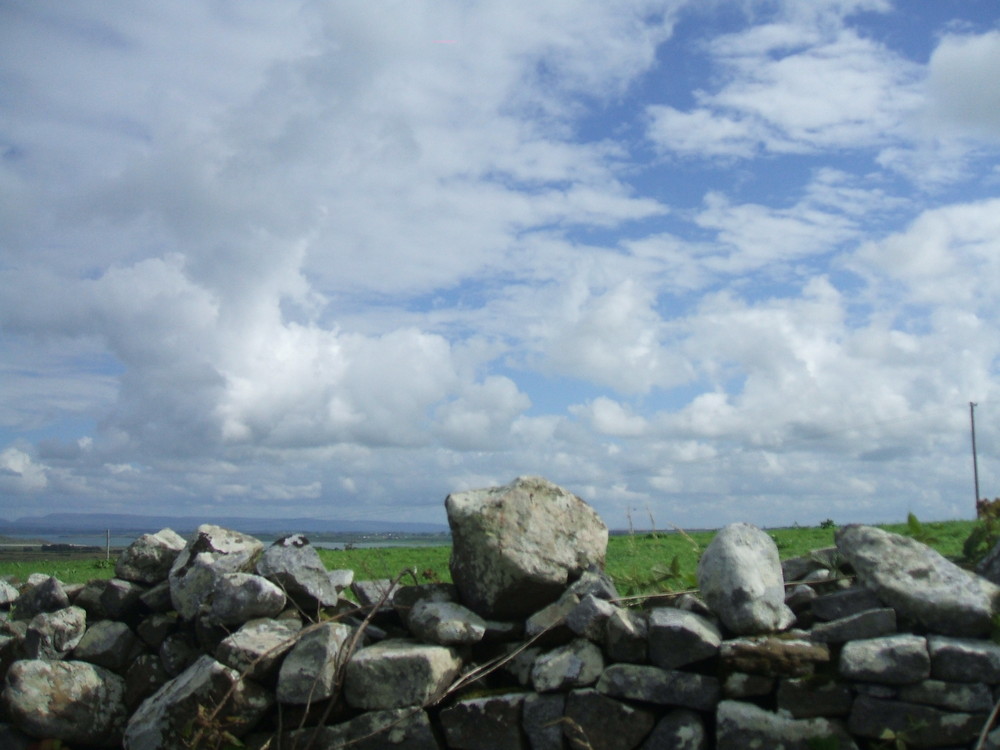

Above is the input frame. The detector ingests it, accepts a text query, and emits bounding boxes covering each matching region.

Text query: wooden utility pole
[971,402,981,513]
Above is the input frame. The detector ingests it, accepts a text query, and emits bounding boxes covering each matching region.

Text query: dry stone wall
[2,476,1000,749]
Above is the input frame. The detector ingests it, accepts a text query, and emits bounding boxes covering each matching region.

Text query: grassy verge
[0,518,981,594]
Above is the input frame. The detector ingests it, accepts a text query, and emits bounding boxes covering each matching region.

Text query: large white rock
[446,476,608,618]
[837,524,1000,637]
[168,525,264,621]
[3,659,128,747]
[124,655,272,750]
[115,529,187,584]
[344,639,462,710]
[697,523,794,635]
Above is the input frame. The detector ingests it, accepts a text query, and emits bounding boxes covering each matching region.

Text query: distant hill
[0,512,449,536]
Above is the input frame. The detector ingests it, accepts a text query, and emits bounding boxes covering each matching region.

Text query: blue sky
[2,0,999,530]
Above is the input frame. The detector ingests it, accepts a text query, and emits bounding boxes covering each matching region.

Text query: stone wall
[2,475,1000,749]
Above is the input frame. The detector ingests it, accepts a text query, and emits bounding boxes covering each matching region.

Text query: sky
[2,0,999,531]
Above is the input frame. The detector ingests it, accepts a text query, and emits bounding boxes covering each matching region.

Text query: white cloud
[0,447,48,492]
[571,397,649,437]
[926,30,1000,142]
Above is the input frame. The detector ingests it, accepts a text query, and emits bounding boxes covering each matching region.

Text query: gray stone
[276,621,353,704]
[393,582,458,620]
[344,639,462,709]
[785,584,818,612]
[23,605,87,659]
[848,694,986,747]
[328,568,355,591]
[255,533,340,609]
[525,590,580,645]
[71,579,110,619]
[138,580,173,613]
[124,653,170,711]
[440,692,527,750]
[71,619,145,672]
[897,678,994,712]
[0,579,19,607]
[3,658,128,747]
[838,633,929,685]
[115,529,187,584]
[716,700,857,750]
[209,572,286,625]
[697,523,795,635]
[720,635,830,677]
[640,709,707,750]
[136,612,179,649]
[215,617,302,682]
[523,692,565,750]
[567,566,619,601]
[13,576,69,621]
[810,586,884,621]
[124,655,272,750]
[564,689,655,750]
[776,677,853,718]
[158,630,199,677]
[408,599,487,645]
[284,707,442,750]
[604,607,648,663]
[836,524,1000,637]
[501,643,543,687]
[100,578,147,619]
[723,671,775,698]
[782,547,839,583]
[531,638,604,693]
[808,608,896,643]
[352,578,401,611]
[647,607,721,670]
[597,663,720,712]
[566,593,617,642]
[168,525,264,620]
[446,476,608,619]
[928,634,1000,683]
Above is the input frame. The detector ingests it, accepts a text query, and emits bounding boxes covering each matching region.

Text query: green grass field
[0,517,980,595]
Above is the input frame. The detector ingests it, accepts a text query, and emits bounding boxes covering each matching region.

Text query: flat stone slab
[344,639,462,710]
[836,524,1000,637]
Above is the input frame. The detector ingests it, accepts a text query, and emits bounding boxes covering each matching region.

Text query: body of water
[0,531,450,551]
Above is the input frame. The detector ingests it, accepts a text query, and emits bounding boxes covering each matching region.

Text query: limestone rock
[408,599,487,645]
[284,708,442,750]
[604,607,648,663]
[640,709,707,750]
[647,607,722,670]
[124,655,272,750]
[838,633,929,684]
[848,695,986,747]
[446,476,608,619]
[168,525,264,620]
[344,639,462,709]
[124,654,170,711]
[255,533,340,609]
[566,593,618,642]
[531,638,604,693]
[928,634,1000,683]
[440,693,526,750]
[13,576,69,621]
[209,572,286,625]
[216,617,302,683]
[100,578,147,620]
[0,579,19,607]
[115,529,187,584]
[563,689,656,750]
[597,663,720,712]
[897,679,994,713]
[808,608,896,643]
[810,586,884,621]
[720,635,829,677]
[697,523,794,635]
[275,621,353,704]
[23,605,87,660]
[776,677,853,718]
[523,693,565,750]
[836,524,1000,636]
[71,619,145,672]
[3,659,128,747]
[716,700,857,750]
